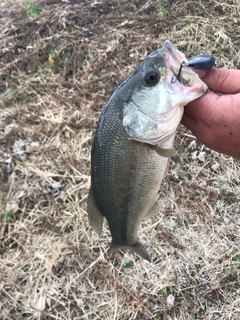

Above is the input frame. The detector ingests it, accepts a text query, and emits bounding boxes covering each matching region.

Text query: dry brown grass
[0,0,240,319]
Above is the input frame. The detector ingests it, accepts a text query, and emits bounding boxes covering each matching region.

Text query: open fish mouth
[162,40,205,89]
[163,40,187,65]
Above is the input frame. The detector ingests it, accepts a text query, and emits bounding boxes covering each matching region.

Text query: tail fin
[108,241,151,262]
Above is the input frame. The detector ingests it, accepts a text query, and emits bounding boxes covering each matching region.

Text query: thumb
[202,68,240,94]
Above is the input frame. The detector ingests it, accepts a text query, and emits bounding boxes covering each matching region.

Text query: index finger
[182,92,223,127]
[202,68,240,94]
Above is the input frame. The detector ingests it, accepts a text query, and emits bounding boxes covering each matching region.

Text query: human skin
[181,68,240,159]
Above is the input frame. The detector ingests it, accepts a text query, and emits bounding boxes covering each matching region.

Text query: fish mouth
[163,40,191,85]
[163,40,187,65]
[161,40,208,98]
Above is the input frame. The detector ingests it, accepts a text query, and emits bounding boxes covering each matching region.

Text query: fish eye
[143,70,160,86]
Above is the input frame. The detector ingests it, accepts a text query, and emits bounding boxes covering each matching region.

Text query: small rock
[211,162,220,171]
[197,151,206,162]
[31,295,46,311]
[12,140,27,161]
[188,140,197,150]
[167,294,175,308]
[201,279,208,285]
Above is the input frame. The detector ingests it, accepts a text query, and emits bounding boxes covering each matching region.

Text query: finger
[202,68,240,94]
[181,112,197,132]
[182,91,240,128]
[182,92,222,123]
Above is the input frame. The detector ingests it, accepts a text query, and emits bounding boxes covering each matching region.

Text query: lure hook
[171,61,187,84]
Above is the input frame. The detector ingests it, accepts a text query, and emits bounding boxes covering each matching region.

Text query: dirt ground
[0,0,240,319]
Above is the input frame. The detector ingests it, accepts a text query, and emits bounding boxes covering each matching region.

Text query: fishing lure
[185,54,216,70]
[171,54,216,83]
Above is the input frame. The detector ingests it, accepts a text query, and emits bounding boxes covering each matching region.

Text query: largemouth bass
[87,40,208,261]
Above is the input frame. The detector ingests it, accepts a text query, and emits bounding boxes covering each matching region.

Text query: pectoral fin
[153,145,177,158]
[87,186,104,236]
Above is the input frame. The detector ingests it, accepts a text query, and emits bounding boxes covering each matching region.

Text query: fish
[87,40,208,262]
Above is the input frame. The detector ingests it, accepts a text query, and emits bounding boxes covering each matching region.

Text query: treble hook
[171,61,187,84]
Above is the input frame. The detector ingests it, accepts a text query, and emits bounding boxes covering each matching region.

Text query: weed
[0,211,15,223]
[158,4,167,16]
[4,87,23,102]
[194,4,206,16]
[26,0,41,18]
[5,87,15,98]
[124,260,134,268]
[233,253,240,263]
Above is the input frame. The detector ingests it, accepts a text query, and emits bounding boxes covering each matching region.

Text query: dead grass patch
[1,0,240,319]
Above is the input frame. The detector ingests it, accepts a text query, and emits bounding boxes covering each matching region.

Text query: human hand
[181,68,240,159]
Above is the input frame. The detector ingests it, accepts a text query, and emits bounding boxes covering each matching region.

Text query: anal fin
[87,186,104,236]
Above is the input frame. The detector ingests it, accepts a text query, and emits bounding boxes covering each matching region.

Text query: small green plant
[159,4,167,16]
[49,47,58,57]
[0,211,15,223]
[4,87,23,102]
[5,87,15,98]
[194,4,206,16]
[233,253,240,262]
[124,260,133,268]
[26,0,41,18]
